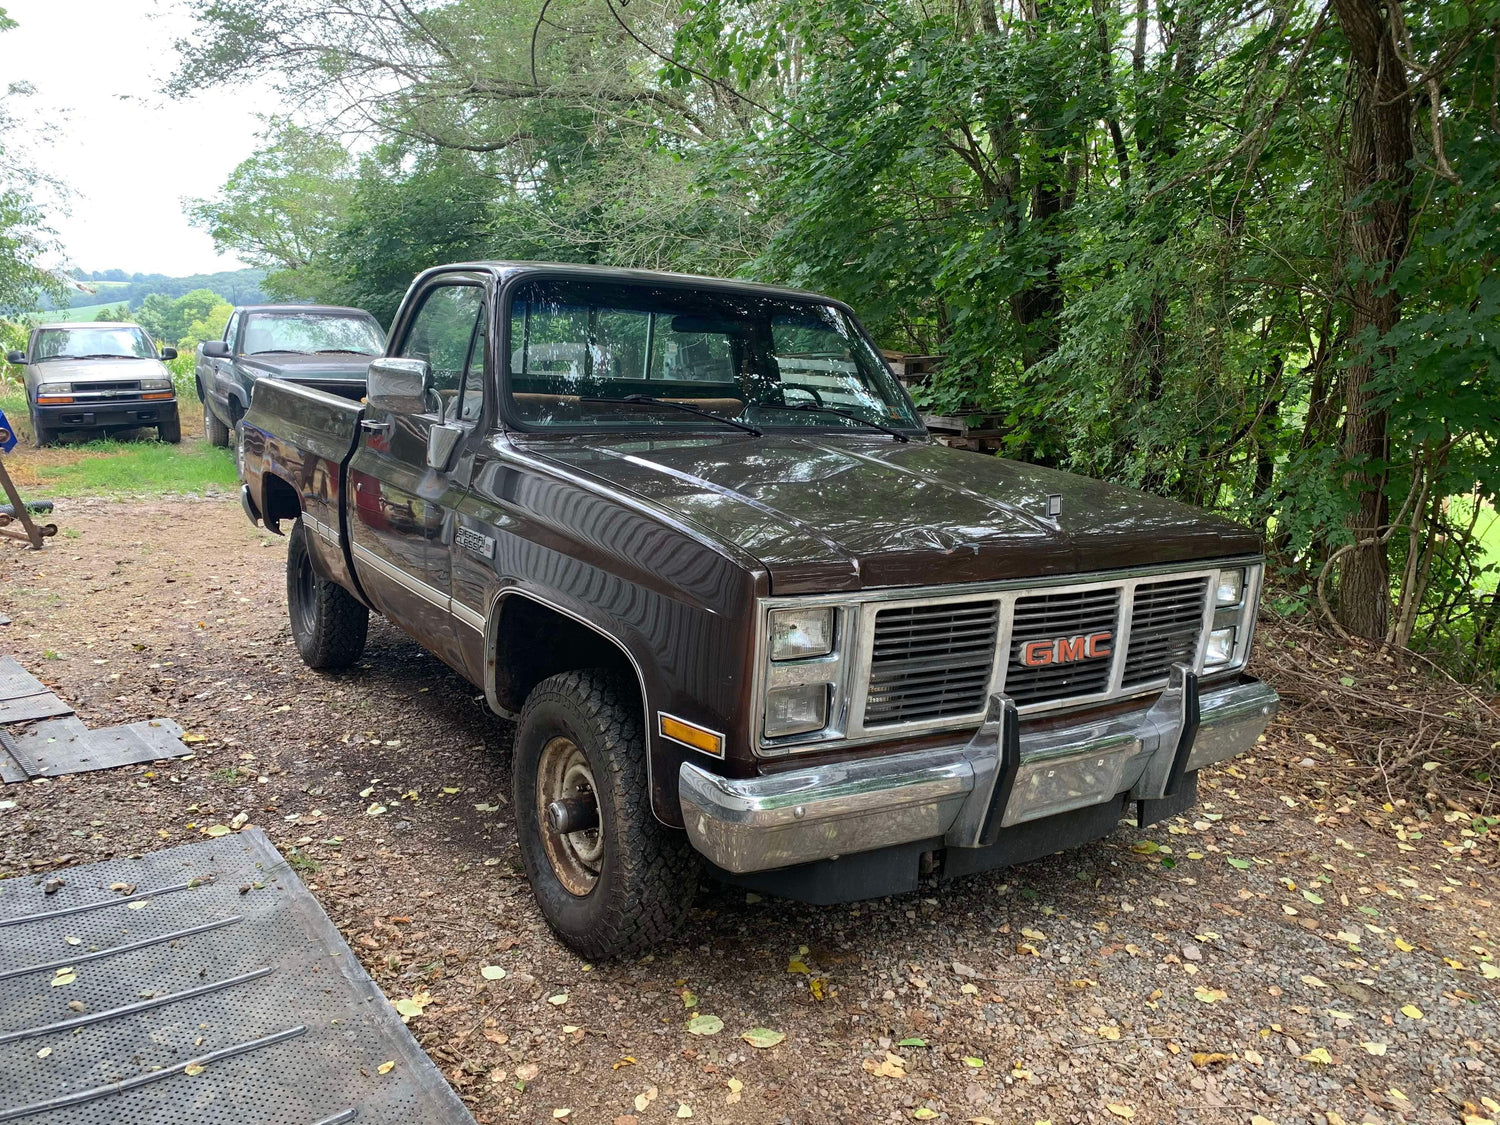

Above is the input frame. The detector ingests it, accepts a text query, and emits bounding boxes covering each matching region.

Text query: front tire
[286,521,368,670]
[158,416,182,444]
[203,396,230,447]
[514,670,698,959]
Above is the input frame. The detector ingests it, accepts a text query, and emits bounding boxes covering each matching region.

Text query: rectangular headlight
[36,382,70,396]
[1215,568,1245,607]
[1205,627,1236,666]
[768,607,834,661]
[764,683,828,737]
[140,377,172,391]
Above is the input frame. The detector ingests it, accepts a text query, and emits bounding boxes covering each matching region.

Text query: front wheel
[158,416,182,444]
[514,670,698,959]
[286,521,368,670]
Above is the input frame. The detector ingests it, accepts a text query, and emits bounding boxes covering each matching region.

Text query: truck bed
[240,376,367,598]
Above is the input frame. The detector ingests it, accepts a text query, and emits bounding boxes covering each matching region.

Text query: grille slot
[73,380,141,394]
[1004,588,1120,705]
[1122,576,1209,687]
[863,601,999,726]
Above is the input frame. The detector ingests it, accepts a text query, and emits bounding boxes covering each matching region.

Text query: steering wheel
[779,383,825,407]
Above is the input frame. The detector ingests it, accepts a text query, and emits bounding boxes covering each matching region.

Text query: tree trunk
[1330,0,1414,640]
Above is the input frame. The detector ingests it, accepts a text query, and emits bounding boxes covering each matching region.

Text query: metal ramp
[0,829,474,1125]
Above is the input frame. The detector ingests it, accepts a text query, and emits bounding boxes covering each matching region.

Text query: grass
[1,384,237,499]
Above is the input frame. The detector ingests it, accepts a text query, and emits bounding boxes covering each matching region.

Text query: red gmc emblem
[1020,631,1112,667]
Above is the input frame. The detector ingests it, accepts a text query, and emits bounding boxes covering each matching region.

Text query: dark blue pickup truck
[196,304,384,447]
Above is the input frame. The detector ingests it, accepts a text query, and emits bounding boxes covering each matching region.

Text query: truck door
[348,278,487,656]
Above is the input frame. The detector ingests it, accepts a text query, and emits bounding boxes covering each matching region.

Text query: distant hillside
[41,268,269,311]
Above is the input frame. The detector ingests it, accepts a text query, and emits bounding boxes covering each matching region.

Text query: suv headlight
[768,607,834,661]
[140,377,173,392]
[35,382,70,396]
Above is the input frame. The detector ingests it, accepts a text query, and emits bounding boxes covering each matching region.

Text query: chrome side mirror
[367,357,432,415]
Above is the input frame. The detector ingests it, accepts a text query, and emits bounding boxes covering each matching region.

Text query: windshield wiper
[314,349,373,355]
[68,353,135,360]
[579,394,763,436]
[248,349,309,356]
[762,402,911,442]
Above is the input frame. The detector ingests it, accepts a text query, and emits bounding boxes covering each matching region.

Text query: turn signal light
[35,395,73,404]
[659,713,725,758]
[141,391,174,400]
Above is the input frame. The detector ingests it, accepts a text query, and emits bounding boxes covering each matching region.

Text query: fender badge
[454,527,495,559]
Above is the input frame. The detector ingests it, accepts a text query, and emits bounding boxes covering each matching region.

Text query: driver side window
[398,283,486,422]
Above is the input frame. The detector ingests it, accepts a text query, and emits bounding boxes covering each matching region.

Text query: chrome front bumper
[679,671,1277,874]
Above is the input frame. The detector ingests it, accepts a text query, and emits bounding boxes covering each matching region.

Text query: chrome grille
[1004,587,1120,705]
[863,601,999,726]
[1123,576,1209,687]
[74,380,141,395]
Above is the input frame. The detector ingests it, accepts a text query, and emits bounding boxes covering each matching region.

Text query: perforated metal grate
[0,830,474,1125]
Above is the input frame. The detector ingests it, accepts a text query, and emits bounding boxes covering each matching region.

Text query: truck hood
[239,354,374,382]
[522,433,1262,594]
[26,357,171,388]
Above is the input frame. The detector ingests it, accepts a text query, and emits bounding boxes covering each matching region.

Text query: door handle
[360,419,392,435]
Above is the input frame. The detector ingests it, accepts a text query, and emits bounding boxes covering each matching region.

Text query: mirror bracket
[427,423,464,471]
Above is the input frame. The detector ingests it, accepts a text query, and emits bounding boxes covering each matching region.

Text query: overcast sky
[5,0,282,277]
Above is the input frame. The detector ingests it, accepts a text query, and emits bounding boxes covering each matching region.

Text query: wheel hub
[537,737,603,896]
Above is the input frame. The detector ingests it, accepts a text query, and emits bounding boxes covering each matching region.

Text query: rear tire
[158,416,182,444]
[203,397,230,447]
[286,521,368,670]
[513,669,698,959]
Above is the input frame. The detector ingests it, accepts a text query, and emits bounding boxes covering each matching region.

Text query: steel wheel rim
[294,549,318,639]
[537,736,603,897]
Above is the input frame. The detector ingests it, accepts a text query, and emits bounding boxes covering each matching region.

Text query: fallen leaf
[725,1077,743,1105]
[1106,1104,1136,1120]
[1190,1052,1231,1068]
[686,1014,723,1036]
[740,1028,784,1049]
[962,1055,985,1068]
[912,1110,938,1121]
[127,900,149,910]
[480,966,506,981]
[680,989,697,1009]
[896,1037,927,1047]
[1097,1025,1121,1041]
[787,958,810,975]
[1300,1047,1333,1065]
[612,1057,636,1070]
[1243,1049,1263,1065]
[377,1061,395,1075]
[1361,1042,1388,1056]
[1394,937,1416,952]
[553,1111,571,1120]
[516,1063,539,1082]
[181,733,207,743]
[1400,1004,1424,1020]
[37,1047,51,1058]
[863,1052,907,1079]
[1193,987,1227,1003]
[676,1104,693,1119]
[203,824,231,837]
[365,804,387,817]
[50,972,76,988]
[184,1062,205,1076]
[1300,975,1329,989]
[547,994,569,1006]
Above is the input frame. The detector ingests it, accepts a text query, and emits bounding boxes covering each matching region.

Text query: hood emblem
[1020,631,1112,667]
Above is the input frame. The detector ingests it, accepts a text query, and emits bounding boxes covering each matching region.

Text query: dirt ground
[3,498,1499,1125]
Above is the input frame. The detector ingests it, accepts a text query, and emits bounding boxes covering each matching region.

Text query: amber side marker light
[142,391,174,400]
[659,713,725,758]
[35,395,73,404]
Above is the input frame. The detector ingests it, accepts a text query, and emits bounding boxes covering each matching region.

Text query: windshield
[34,326,155,361]
[240,312,384,356]
[506,280,922,435]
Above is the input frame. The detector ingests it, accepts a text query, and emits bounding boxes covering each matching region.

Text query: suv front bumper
[34,398,178,431]
[679,671,1277,875]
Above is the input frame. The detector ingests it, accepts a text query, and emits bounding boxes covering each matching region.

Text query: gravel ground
[2,498,1498,1125]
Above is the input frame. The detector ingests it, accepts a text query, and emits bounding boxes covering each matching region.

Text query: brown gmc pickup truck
[239,262,1279,958]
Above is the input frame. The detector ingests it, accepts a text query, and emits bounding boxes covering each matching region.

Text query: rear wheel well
[261,474,301,533]
[491,595,637,714]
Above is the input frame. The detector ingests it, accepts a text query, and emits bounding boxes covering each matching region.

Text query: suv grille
[1122,576,1209,687]
[74,380,141,395]
[863,601,999,726]
[1004,587,1121,705]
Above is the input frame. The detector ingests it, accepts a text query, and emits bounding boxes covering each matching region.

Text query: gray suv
[6,322,179,446]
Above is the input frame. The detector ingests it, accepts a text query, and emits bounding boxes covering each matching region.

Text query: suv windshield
[241,313,384,356]
[506,279,922,436]
[34,326,155,361]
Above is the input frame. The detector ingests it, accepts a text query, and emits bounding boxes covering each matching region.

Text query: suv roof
[234,305,378,317]
[36,321,147,331]
[418,262,834,306]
